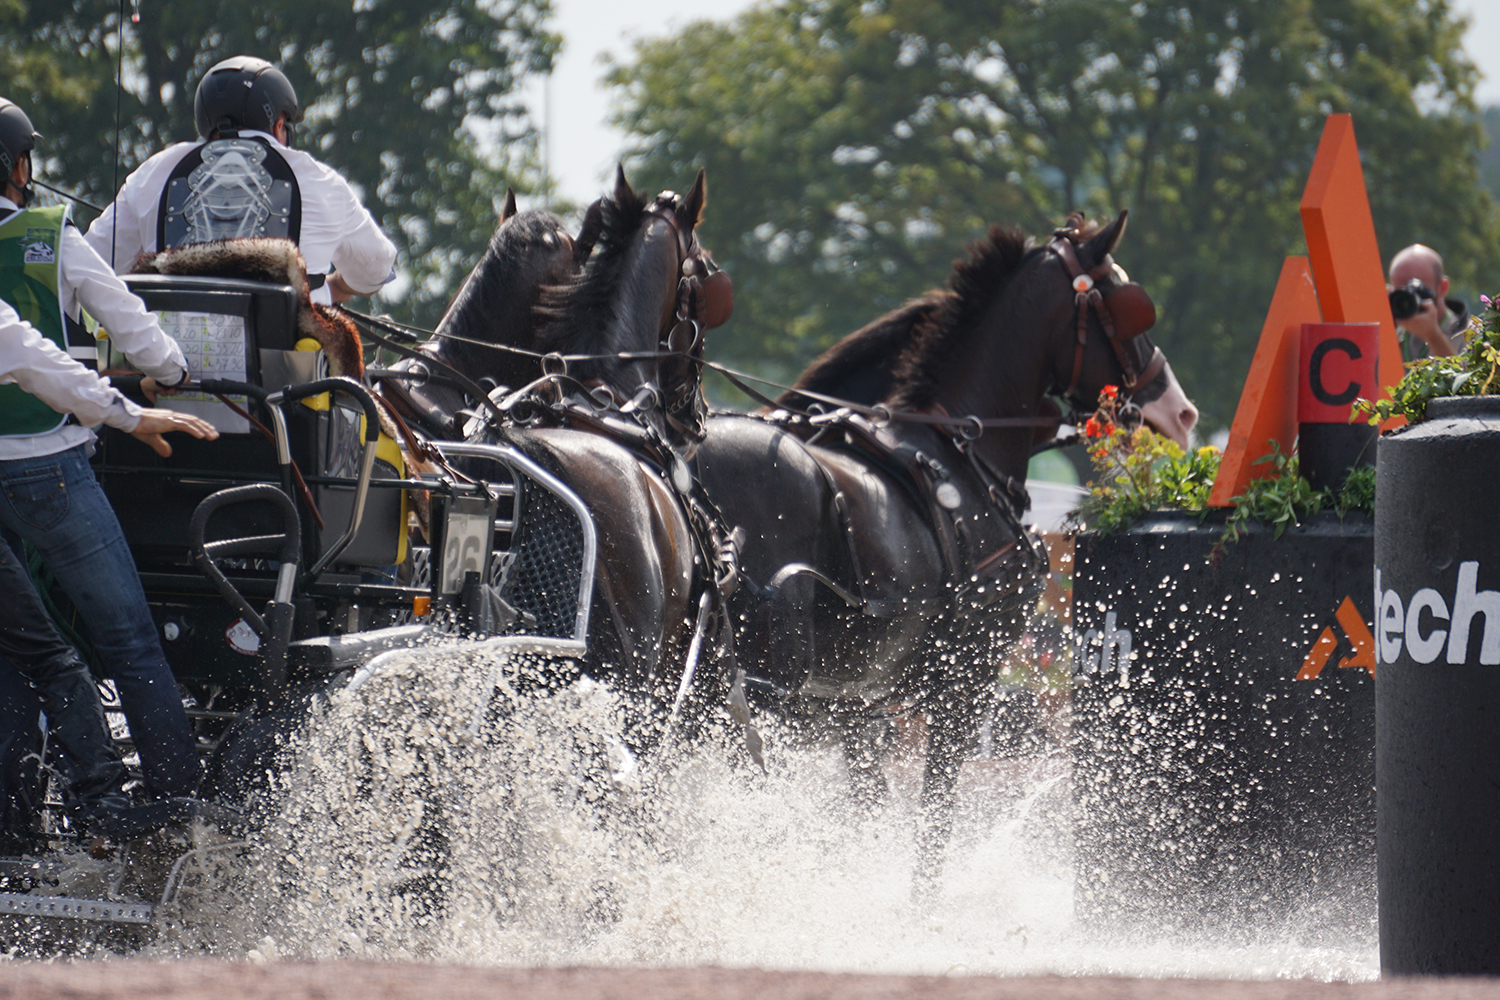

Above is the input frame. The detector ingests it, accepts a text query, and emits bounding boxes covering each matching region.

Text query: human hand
[129,408,219,458]
[137,377,184,405]
[1398,298,1455,357]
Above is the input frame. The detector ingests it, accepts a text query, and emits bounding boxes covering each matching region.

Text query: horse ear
[500,188,518,222]
[575,199,605,266]
[613,163,634,204]
[1080,209,1129,265]
[679,168,707,229]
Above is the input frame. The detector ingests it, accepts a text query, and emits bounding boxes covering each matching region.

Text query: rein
[705,360,1069,435]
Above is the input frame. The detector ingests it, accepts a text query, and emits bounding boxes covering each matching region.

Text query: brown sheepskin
[131,238,364,379]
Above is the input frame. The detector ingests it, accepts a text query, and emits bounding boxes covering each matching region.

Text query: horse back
[696,414,942,599]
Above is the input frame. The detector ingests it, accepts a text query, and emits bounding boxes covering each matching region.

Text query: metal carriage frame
[0,272,599,933]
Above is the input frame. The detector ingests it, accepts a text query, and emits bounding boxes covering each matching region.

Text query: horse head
[433,192,585,392]
[535,164,730,452]
[1043,211,1198,447]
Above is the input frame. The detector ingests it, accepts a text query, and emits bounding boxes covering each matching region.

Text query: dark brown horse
[693,212,1197,891]
[457,167,737,731]
[378,190,598,440]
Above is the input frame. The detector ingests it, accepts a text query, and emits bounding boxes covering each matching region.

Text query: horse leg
[839,711,892,808]
[913,672,996,901]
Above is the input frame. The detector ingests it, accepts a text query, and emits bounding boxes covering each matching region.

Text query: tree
[1481,104,1500,207]
[4,0,560,327]
[608,0,1500,430]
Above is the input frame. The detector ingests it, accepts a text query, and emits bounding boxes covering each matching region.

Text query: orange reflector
[413,595,432,616]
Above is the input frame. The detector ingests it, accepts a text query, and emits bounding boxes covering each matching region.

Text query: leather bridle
[1049,221,1165,406]
[642,190,733,448]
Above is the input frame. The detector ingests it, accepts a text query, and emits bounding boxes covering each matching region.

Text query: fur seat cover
[130,238,364,379]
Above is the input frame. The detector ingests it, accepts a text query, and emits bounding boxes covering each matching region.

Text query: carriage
[0,265,603,935]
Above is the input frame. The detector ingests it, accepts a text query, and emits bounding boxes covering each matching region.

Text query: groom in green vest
[0,98,206,847]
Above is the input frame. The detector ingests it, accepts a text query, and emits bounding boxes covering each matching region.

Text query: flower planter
[1071,510,1375,930]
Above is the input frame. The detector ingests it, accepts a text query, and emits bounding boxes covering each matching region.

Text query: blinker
[701,271,734,329]
[1103,282,1156,339]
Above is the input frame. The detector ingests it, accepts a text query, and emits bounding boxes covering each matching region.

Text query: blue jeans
[0,445,200,800]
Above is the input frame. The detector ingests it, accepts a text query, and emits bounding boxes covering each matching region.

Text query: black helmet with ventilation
[194,56,303,139]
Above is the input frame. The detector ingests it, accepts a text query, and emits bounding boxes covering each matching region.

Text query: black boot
[31,654,132,838]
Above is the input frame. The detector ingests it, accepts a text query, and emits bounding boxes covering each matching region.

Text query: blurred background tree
[3,0,1496,435]
[608,0,1500,433]
[1,0,559,326]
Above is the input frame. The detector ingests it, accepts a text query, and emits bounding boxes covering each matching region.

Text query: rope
[32,179,105,214]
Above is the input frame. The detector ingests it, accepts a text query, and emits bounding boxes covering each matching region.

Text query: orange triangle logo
[1296,595,1375,680]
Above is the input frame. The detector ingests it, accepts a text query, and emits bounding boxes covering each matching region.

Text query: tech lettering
[1375,561,1500,666]
[1077,610,1134,685]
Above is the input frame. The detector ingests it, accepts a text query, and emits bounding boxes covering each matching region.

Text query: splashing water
[140,640,1376,981]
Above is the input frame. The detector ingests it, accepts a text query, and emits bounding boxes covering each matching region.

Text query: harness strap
[1049,231,1160,401]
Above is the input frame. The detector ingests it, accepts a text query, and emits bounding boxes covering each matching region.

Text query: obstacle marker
[1210,113,1402,505]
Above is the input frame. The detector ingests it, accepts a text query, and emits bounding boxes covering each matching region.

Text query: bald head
[1390,244,1446,295]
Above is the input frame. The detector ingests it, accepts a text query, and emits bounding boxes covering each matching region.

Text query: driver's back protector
[156,137,302,250]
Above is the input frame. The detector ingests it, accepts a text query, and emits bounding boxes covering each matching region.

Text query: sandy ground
[0,962,1498,1000]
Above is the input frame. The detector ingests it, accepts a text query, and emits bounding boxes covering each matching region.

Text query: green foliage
[1069,395,1374,548]
[1356,296,1500,424]
[608,0,1500,429]
[1481,105,1500,205]
[2,0,559,328]
[1068,421,1219,535]
[1216,443,1324,550]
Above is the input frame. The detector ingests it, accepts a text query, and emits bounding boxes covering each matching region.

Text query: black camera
[1389,278,1435,321]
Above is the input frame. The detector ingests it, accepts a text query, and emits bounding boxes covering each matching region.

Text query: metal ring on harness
[961,415,984,441]
[626,383,660,413]
[1118,400,1144,430]
[589,384,620,410]
[541,352,569,377]
[870,403,893,428]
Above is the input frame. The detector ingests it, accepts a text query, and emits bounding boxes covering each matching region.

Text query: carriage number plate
[440,509,493,596]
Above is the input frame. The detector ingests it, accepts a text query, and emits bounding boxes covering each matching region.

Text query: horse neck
[926,288,1056,487]
[435,223,573,389]
[567,218,680,398]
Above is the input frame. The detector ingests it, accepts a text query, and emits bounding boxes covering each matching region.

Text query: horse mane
[778,296,944,409]
[885,224,1056,410]
[533,184,653,368]
[436,208,575,354]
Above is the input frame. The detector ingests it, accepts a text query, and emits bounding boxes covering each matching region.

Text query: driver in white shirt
[85,55,397,306]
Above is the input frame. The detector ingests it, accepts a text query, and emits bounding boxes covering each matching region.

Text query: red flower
[1101,385,1119,401]
[1084,416,1103,438]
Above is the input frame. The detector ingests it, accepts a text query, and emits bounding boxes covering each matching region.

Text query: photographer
[1388,244,1469,360]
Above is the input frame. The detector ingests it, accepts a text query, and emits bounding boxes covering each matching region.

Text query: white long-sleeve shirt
[0,196,182,458]
[0,300,142,435]
[84,131,397,305]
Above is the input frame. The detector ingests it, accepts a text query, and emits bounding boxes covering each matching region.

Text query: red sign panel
[1298,322,1379,424]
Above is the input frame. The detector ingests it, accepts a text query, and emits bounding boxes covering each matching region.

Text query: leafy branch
[1354,296,1500,425]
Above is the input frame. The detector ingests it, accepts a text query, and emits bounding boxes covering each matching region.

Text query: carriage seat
[94,238,406,576]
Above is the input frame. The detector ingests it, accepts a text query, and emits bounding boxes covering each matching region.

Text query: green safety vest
[0,204,70,437]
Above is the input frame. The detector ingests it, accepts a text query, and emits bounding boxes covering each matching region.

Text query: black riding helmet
[193,56,304,140]
[0,99,39,204]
